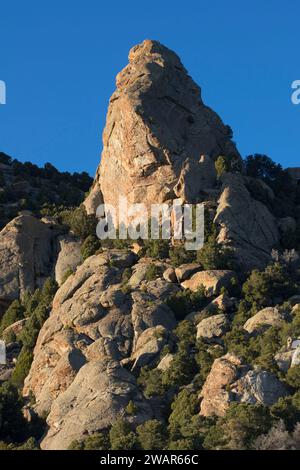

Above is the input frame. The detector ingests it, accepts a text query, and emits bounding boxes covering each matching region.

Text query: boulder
[130,325,171,372]
[128,262,149,288]
[205,293,235,313]
[157,353,174,371]
[274,351,294,372]
[291,347,300,367]
[131,291,176,347]
[182,270,237,295]
[243,307,285,334]
[186,294,234,324]
[199,353,242,417]
[175,263,202,282]
[200,354,288,417]
[163,267,177,283]
[83,180,104,216]
[196,314,229,340]
[54,235,82,286]
[231,370,288,406]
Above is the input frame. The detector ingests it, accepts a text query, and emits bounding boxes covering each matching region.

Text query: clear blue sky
[0,0,299,176]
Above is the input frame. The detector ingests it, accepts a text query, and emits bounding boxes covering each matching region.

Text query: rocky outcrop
[275,338,300,371]
[243,307,285,334]
[54,235,82,286]
[175,263,201,282]
[163,267,177,283]
[196,313,229,341]
[214,173,280,270]
[182,270,237,295]
[199,353,242,417]
[231,370,288,405]
[130,325,172,372]
[200,353,288,417]
[0,215,59,310]
[41,360,153,450]
[23,250,178,448]
[173,155,217,202]
[86,39,240,215]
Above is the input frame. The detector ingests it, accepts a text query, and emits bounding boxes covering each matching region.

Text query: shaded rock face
[130,325,173,373]
[214,174,280,270]
[0,215,59,310]
[243,307,285,334]
[85,39,240,214]
[24,251,178,448]
[54,235,82,286]
[196,313,229,341]
[200,353,287,417]
[231,370,288,406]
[41,360,153,450]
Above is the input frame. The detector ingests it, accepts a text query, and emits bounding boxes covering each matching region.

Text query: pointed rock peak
[115,39,199,97]
[128,39,183,65]
[84,40,241,214]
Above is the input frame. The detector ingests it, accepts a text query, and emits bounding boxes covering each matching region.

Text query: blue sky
[0,0,299,176]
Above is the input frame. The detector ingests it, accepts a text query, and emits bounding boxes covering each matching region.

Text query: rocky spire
[84,39,241,214]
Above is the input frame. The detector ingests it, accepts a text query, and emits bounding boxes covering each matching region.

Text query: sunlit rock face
[84,39,240,215]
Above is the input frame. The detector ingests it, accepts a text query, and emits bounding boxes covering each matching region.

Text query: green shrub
[12,278,58,388]
[137,367,166,398]
[271,391,300,431]
[121,267,132,284]
[286,365,300,389]
[168,390,199,441]
[242,263,297,308]
[162,350,197,388]
[215,156,228,178]
[203,403,272,450]
[81,234,101,260]
[11,347,33,388]
[140,239,170,259]
[145,264,161,281]
[109,418,137,450]
[169,246,197,267]
[0,300,25,336]
[61,267,74,284]
[197,235,235,270]
[125,400,138,416]
[60,206,97,241]
[195,339,223,383]
[0,382,27,442]
[68,433,109,450]
[162,322,198,388]
[166,287,207,321]
[136,420,167,450]
[215,154,242,178]
[2,329,16,344]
